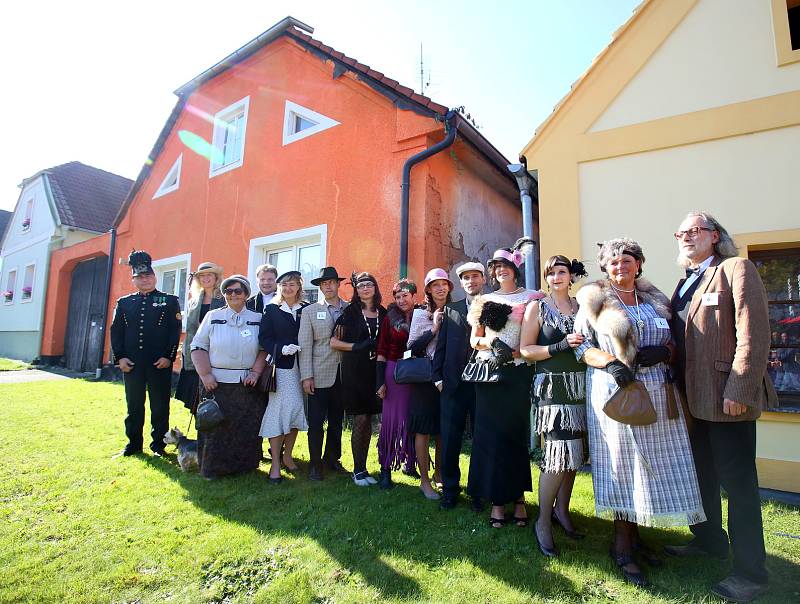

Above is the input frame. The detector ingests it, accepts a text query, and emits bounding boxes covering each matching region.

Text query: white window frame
[282,100,340,146]
[3,267,18,305]
[151,253,191,330]
[209,96,250,178]
[248,225,327,302]
[153,154,182,199]
[20,262,35,304]
[22,199,33,232]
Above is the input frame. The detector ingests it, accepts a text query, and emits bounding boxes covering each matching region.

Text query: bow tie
[685,267,703,278]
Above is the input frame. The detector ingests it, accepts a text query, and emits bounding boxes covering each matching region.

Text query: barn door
[64,257,107,372]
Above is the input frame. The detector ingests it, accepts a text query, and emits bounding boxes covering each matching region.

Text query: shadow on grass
[144,453,800,602]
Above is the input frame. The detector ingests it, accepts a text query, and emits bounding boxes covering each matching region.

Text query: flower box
[22,287,32,299]
[22,219,31,229]
[3,291,12,302]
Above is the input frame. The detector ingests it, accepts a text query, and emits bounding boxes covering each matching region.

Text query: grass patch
[0,379,798,603]
[0,357,30,371]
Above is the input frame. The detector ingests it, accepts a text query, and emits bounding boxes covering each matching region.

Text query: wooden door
[64,257,108,372]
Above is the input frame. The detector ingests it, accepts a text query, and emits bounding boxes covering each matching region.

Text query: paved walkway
[0,369,72,384]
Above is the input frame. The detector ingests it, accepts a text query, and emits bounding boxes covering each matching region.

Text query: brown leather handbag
[603,380,657,426]
[254,345,278,395]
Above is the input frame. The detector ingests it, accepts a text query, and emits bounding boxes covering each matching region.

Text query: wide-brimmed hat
[194,261,224,279]
[456,262,486,278]
[488,249,523,269]
[219,274,251,297]
[423,268,454,290]
[310,266,346,286]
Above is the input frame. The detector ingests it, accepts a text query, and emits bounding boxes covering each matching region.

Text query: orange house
[42,16,529,368]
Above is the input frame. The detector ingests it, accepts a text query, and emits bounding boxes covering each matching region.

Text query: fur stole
[575,278,671,368]
[468,294,530,329]
[386,303,411,332]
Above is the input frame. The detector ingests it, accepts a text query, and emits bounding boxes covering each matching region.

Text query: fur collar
[575,278,671,368]
[386,303,412,332]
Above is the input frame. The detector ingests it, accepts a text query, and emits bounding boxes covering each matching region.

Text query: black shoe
[534,521,558,557]
[551,512,586,540]
[325,459,349,474]
[633,542,663,567]
[439,495,458,510]
[269,475,284,485]
[402,466,421,479]
[663,540,728,561]
[378,468,394,490]
[309,462,323,482]
[710,574,769,603]
[470,497,485,513]
[609,548,648,587]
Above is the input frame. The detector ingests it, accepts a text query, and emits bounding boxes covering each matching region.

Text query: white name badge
[317,311,327,320]
[240,329,252,338]
[653,317,669,329]
[403,349,413,359]
[701,293,719,307]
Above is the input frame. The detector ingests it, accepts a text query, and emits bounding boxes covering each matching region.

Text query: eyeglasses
[356,282,375,289]
[674,227,713,240]
[223,288,245,295]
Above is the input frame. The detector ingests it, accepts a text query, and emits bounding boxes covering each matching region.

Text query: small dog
[163,427,199,472]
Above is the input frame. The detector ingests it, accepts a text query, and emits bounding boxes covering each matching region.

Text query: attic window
[771,0,800,65]
[282,100,340,146]
[22,199,33,232]
[153,154,182,199]
[209,97,249,177]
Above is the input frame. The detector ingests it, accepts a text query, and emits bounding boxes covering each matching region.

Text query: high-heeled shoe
[534,521,558,557]
[551,511,586,540]
[512,499,528,528]
[609,547,648,587]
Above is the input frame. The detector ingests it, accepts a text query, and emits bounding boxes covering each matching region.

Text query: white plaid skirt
[586,367,706,527]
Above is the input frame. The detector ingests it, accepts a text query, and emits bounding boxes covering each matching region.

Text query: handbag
[253,344,278,395]
[393,356,433,384]
[461,349,502,383]
[603,380,657,426]
[196,394,225,431]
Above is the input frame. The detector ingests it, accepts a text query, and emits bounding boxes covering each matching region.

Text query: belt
[211,366,251,371]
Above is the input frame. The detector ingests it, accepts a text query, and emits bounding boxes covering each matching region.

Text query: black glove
[547,337,571,357]
[352,338,375,353]
[635,345,671,368]
[603,360,635,388]
[375,360,387,390]
[490,338,514,367]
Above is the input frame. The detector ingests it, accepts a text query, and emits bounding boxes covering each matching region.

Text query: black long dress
[334,303,386,415]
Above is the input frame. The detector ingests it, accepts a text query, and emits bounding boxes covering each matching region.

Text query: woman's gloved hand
[281,344,301,356]
[603,359,635,388]
[488,338,514,369]
[352,338,375,353]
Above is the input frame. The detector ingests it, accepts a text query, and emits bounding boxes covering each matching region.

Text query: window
[20,264,35,302]
[153,154,182,199]
[282,100,340,146]
[248,225,327,303]
[151,253,191,328]
[771,0,800,65]
[3,268,17,304]
[22,199,33,232]
[751,247,800,410]
[209,97,249,177]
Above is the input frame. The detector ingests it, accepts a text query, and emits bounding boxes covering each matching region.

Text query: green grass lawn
[0,379,798,604]
[0,357,30,371]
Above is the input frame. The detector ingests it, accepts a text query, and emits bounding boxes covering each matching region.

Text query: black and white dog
[163,427,198,472]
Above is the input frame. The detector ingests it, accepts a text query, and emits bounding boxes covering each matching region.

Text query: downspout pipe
[399,110,458,278]
[96,227,117,378]
[507,162,539,290]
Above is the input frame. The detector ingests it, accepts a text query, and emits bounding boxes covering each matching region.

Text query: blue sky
[0,0,640,212]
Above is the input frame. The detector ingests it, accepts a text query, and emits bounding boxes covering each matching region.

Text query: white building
[0,162,131,361]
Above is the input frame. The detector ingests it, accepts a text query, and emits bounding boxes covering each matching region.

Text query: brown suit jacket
[672,256,777,422]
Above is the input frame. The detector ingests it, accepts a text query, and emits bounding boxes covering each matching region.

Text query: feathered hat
[127,250,154,276]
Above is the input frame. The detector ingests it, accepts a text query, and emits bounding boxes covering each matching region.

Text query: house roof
[115,16,517,226]
[521,0,650,154]
[24,162,133,233]
[0,209,11,242]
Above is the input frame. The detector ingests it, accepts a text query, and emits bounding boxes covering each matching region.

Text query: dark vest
[671,277,704,388]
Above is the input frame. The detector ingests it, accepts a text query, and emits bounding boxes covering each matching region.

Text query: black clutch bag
[196,395,224,431]
[393,356,433,384]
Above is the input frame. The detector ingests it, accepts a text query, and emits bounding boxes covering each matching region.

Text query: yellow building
[521,0,800,493]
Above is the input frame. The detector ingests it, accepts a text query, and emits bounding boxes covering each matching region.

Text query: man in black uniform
[110,250,182,457]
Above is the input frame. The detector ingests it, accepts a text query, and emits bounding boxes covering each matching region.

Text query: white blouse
[191,306,263,383]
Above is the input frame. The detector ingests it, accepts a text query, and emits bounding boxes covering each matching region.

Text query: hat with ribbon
[488,249,523,269]
[310,266,346,286]
[423,268,454,290]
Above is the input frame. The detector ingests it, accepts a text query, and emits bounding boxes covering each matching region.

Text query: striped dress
[574,302,706,527]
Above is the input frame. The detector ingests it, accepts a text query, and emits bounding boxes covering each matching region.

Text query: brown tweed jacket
[672,256,777,422]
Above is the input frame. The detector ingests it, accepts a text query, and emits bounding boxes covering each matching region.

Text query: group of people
[110,210,775,603]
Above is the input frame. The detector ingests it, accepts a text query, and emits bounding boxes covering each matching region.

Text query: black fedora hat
[310,266,346,286]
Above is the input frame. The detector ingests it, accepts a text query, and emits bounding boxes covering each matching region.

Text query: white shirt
[191,306,262,383]
[679,255,715,298]
[261,291,276,307]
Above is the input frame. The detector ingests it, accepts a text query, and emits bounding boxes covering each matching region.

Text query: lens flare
[178,130,223,164]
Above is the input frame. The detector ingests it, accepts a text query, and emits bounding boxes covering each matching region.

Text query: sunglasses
[674,226,713,240]
[356,282,375,289]
[223,288,245,295]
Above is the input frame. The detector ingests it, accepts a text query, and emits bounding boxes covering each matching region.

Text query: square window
[771,0,800,65]
[251,227,326,303]
[209,97,249,177]
[151,254,191,329]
